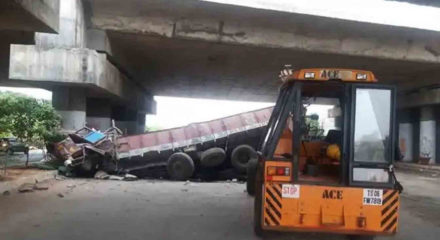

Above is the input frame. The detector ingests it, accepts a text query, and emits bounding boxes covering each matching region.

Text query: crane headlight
[304,72,315,79]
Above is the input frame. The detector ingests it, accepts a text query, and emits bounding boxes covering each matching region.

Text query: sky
[146,96,273,129]
[0,87,52,100]
[204,0,440,32]
[2,0,439,129]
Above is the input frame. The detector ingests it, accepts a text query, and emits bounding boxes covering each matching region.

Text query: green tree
[0,91,61,147]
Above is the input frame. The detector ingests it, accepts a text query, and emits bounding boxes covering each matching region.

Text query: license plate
[363,189,383,205]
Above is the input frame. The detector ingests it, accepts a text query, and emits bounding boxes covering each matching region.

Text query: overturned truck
[55,107,273,180]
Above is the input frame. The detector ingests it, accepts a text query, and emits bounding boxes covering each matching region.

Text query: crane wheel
[246,159,258,196]
[254,161,264,236]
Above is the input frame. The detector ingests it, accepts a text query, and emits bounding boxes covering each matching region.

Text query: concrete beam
[388,0,440,7]
[0,0,59,33]
[399,88,440,109]
[86,29,113,55]
[88,0,440,64]
[8,44,155,114]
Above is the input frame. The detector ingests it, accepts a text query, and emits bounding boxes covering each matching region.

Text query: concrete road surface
[0,171,439,240]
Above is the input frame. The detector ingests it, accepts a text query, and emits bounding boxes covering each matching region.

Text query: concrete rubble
[17,181,50,193]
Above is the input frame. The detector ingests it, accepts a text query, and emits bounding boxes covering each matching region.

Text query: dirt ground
[0,171,439,240]
[0,168,46,182]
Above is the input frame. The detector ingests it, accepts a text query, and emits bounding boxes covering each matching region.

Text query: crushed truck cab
[252,67,402,239]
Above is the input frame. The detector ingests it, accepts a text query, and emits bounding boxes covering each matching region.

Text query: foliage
[145,124,164,132]
[0,92,61,146]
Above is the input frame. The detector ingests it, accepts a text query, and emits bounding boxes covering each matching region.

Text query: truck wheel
[254,161,264,236]
[167,152,195,180]
[246,159,258,196]
[231,145,257,173]
[200,147,226,167]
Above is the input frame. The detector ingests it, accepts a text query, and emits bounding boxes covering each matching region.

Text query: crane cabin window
[353,89,391,163]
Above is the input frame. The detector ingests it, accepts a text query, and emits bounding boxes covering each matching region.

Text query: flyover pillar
[398,108,415,162]
[86,98,112,131]
[419,107,436,164]
[52,86,86,132]
[112,106,146,135]
[398,105,440,164]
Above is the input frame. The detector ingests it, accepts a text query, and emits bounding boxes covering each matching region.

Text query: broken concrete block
[124,174,138,181]
[94,170,110,179]
[18,183,35,193]
[109,175,124,181]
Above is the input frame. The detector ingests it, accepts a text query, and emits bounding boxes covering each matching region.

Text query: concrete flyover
[2,0,440,163]
[82,0,440,164]
[84,0,440,101]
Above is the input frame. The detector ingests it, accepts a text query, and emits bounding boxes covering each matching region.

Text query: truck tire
[231,145,257,173]
[200,147,226,167]
[167,152,195,180]
[246,159,258,196]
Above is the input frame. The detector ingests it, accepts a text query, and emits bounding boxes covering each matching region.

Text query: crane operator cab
[248,67,403,240]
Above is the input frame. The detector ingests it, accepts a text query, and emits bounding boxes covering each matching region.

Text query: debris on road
[94,170,110,180]
[108,175,124,181]
[57,193,64,198]
[2,190,10,196]
[17,181,50,192]
[94,170,137,181]
[17,183,35,192]
[34,182,49,190]
[123,174,137,181]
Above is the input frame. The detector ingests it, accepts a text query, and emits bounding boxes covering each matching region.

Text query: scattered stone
[57,193,64,198]
[184,180,190,185]
[94,170,110,180]
[232,178,238,182]
[124,174,138,181]
[109,175,124,181]
[181,189,188,192]
[67,184,76,189]
[3,190,10,196]
[18,183,35,193]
